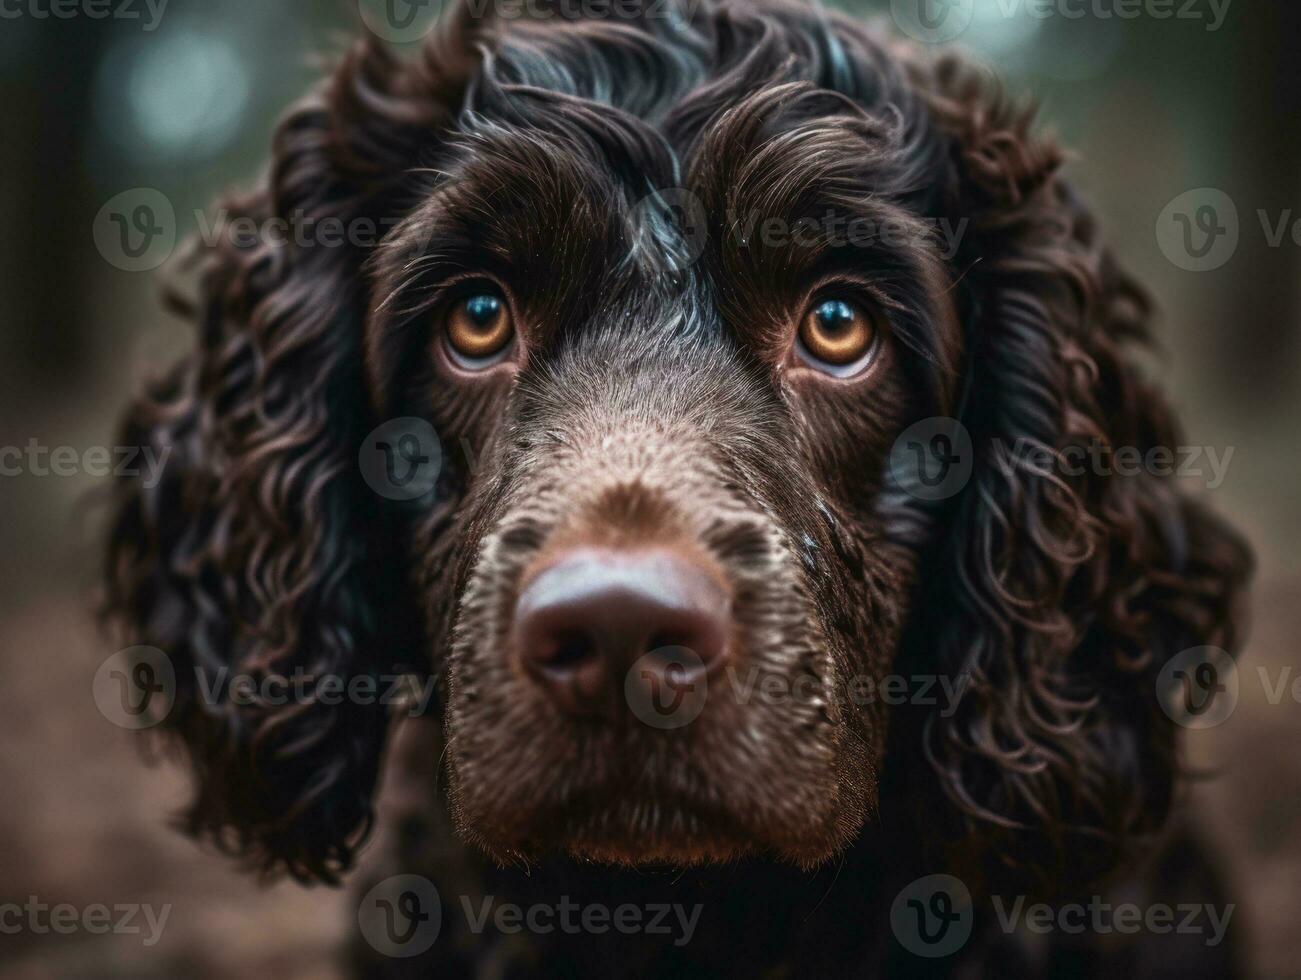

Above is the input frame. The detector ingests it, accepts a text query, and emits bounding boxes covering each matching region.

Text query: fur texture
[104,0,1250,967]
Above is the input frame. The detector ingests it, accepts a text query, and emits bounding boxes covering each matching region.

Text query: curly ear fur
[103,32,476,883]
[892,54,1252,894]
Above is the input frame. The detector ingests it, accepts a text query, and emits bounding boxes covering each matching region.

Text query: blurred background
[0,0,1297,976]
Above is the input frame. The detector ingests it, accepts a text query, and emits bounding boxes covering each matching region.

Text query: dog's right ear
[103,23,480,884]
[890,51,1252,896]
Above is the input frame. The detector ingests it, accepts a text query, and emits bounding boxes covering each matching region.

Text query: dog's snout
[513,547,731,717]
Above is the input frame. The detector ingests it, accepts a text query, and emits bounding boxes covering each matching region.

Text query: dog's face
[107,0,1249,887]
[357,15,974,866]
[379,136,959,866]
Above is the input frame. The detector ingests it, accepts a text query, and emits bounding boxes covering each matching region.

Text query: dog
[104,1,1252,975]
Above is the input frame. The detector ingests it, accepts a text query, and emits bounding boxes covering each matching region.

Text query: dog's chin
[563,839,748,868]
[456,790,856,870]
[556,830,845,870]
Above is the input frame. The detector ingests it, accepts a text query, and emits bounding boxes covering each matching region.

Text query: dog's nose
[513,547,731,717]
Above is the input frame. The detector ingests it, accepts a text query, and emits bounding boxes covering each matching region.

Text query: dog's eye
[445,290,515,367]
[796,298,877,374]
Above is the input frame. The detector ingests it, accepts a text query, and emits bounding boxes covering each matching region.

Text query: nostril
[540,630,596,671]
[647,631,686,654]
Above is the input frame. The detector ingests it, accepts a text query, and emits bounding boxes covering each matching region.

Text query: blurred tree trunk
[1,20,107,394]
[1222,0,1301,411]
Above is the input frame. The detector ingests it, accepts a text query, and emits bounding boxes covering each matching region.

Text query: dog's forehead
[364,9,960,393]
[418,100,939,353]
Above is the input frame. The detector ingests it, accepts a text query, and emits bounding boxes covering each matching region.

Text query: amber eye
[797,298,877,372]
[445,290,514,366]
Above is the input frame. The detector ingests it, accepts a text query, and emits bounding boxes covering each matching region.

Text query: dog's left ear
[103,28,478,883]
[892,53,1252,894]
